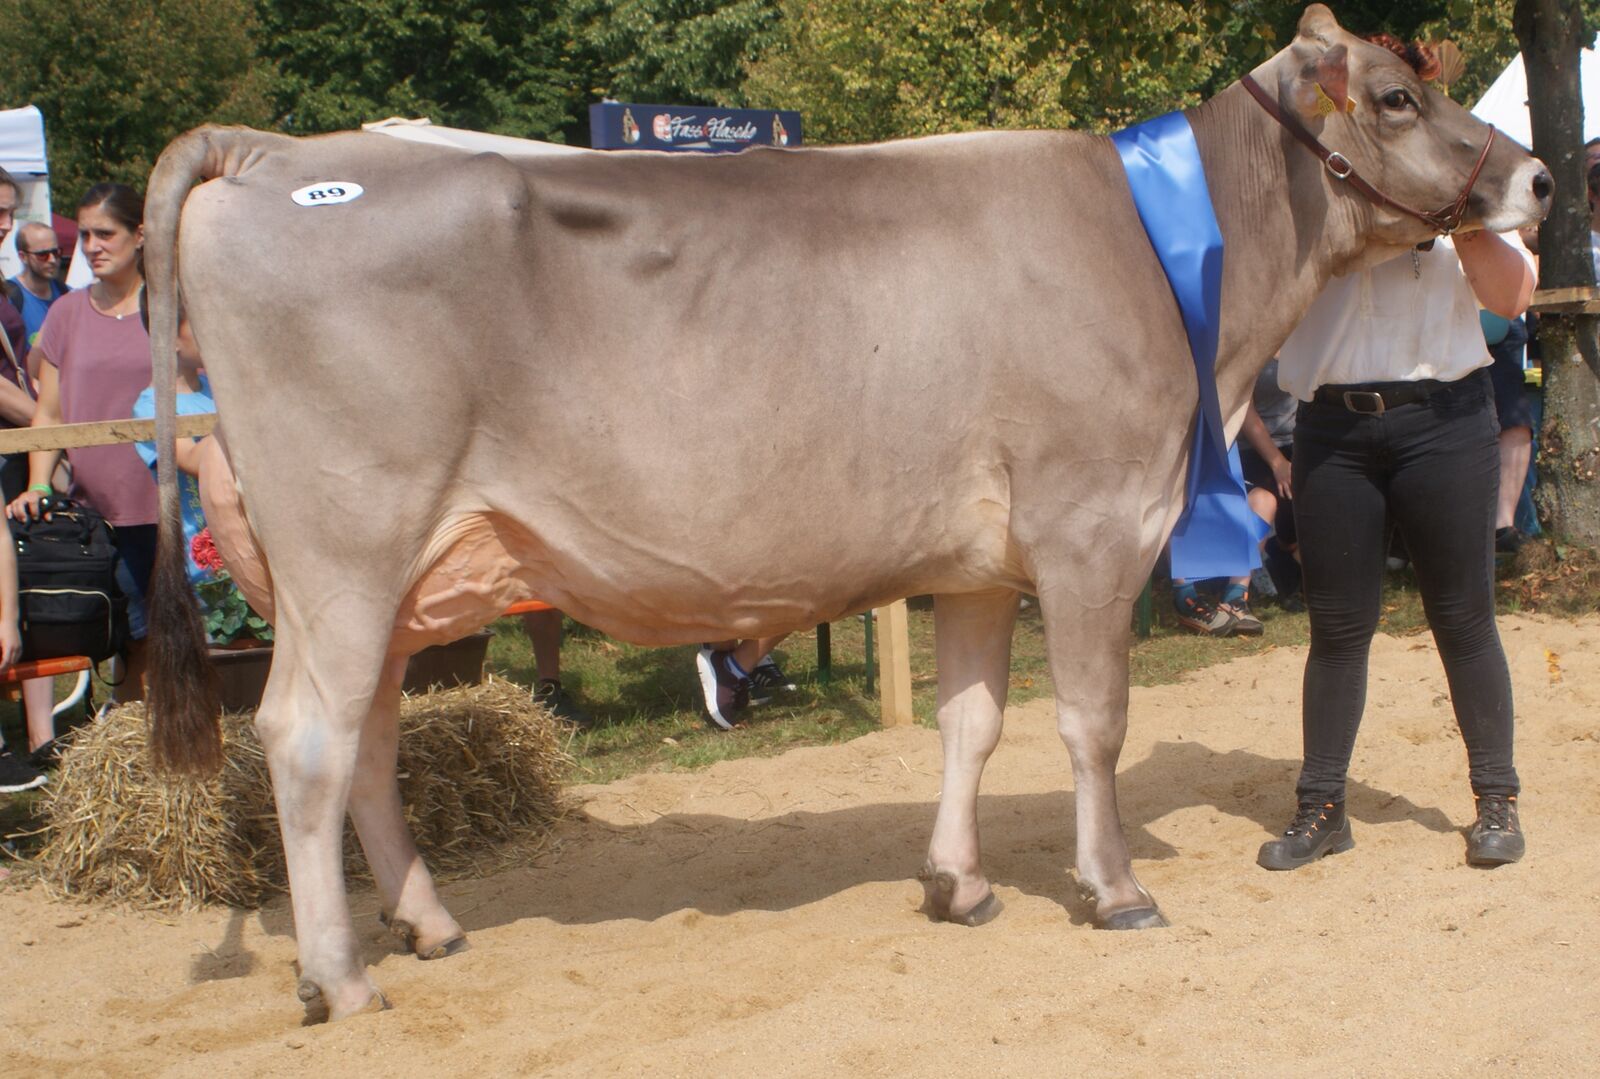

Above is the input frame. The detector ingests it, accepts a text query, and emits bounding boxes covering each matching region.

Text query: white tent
[0,105,52,279]
[1472,49,1600,149]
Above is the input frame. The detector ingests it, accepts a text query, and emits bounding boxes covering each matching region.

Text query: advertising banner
[590,103,802,153]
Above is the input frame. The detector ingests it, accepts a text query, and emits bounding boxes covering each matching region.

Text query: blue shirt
[132,375,218,587]
[6,276,66,347]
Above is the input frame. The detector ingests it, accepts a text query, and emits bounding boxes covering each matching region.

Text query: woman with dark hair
[5,183,157,701]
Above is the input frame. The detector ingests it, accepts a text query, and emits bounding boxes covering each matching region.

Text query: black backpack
[12,497,129,663]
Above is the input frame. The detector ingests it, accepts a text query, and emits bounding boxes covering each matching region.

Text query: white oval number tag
[291,181,364,207]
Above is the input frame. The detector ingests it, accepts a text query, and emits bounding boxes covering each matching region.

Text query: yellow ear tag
[1345,95,1358,114]
[1313,84,1338,117]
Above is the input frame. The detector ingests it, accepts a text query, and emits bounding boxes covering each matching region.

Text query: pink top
[36,289,158,526]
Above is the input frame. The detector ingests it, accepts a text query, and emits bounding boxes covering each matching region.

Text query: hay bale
[31,676,570,909]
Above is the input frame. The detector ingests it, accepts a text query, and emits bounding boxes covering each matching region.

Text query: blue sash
[1111,112,1268,580]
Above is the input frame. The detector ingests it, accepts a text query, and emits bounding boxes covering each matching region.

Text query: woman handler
[1258,219,1535,869]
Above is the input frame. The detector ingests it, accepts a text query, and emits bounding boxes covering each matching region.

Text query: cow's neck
[1184,76,1373,426]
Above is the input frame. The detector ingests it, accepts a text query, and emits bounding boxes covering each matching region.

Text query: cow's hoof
[297,978,390,1024]
[1099,906,1168,931]
[419,935,470,961]
[383,914,469,961]
[918,867,1004,926]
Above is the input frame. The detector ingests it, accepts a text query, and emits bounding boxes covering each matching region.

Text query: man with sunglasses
[4,221,68,346]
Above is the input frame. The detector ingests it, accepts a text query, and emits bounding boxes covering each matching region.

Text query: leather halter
[1239,73,1497,235]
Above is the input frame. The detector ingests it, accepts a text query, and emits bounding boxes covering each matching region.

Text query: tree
[255,0,577,140]
[0,0,272,203]
[1517,0,1600,545]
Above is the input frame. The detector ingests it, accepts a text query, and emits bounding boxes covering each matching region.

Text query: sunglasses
[21,247,61,259]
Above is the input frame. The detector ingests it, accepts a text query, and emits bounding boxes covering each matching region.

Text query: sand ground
[3,613,1597,1076]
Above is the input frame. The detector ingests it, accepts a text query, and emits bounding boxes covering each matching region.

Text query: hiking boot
[749,655,797,704]
[695,647,750,730]
[1466,794,1525,866]
[1494,527,1528,555]
[1175,593,1236,637]
[1221,592,1264,637]
[533,679,594,729]
[0,751,48,794]
[1257,801,1354,870]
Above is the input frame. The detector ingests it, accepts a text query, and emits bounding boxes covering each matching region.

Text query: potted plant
[191,528,275,710]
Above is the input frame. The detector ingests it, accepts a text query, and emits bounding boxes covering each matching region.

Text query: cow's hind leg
[349,655,468,961]
[256,626,392,1021]
[922,590,1019,926]
[1039,590,1166,929]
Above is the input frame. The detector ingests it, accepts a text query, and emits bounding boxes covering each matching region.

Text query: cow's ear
[1292,44,1352,121]
[1297,3,1342,47]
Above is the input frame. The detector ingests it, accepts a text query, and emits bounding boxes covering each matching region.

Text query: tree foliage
[255,0,577,140]
[0,0,271,203]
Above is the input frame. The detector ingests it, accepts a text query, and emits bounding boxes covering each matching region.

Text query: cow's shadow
[452,738,1453,931]
[234,738,1457,964]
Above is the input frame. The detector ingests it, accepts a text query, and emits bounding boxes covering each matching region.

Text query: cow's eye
[1380,88,1417,111]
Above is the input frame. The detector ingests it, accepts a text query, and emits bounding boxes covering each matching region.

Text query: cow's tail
[143,127,271,776]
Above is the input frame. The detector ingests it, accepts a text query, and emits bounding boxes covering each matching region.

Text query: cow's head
[1268,5,1550,253]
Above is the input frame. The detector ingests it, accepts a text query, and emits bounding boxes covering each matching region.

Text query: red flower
[191,528,226,572]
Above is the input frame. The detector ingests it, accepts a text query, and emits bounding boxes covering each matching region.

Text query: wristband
[28,483,52,496]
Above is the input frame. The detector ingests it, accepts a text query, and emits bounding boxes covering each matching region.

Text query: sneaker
[1221,592,1263,637]
[1466,794,1525,866]
[749,655,797,704]
[1257,801,1354,870]
[695,647,750,730]
[1249,566,1278,600]
[27,739,63,772]
[0,751,48,794]
[1174,593,1236,637]
[533,679,594,729]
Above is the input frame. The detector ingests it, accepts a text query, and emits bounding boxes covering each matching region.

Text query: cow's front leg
[922,590,1020,926]
[257,631,389,1021]
[1038,592,1166,929]
[349,655,468,961]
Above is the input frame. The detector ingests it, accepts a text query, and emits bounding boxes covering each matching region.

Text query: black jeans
[1291,370,1518,803]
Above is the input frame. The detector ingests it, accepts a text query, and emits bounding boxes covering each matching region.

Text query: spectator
[50,213,78,286]
[5,183,157,702]
[1482,311,1535,552]
[0,169,56,761]
[520,608,594,728]
[6,221,69,346]
[0,514,44,792]
[1262,220,1535,873]
[696,635,795,730]
[1240,361,1301,606]
[131,307,222,602]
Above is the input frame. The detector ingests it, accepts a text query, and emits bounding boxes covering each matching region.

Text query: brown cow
[142,6,1548,1020]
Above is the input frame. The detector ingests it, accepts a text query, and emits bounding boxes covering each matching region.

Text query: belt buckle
[1342,390,1386,415]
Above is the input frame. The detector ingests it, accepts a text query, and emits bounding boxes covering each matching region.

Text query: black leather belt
[1312,379,1452,416]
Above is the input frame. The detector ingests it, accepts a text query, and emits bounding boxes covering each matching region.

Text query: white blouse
[1277,236,1524,402]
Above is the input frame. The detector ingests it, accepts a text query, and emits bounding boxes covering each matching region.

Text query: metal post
[1136,579,1153,639]
[816,622,831,685]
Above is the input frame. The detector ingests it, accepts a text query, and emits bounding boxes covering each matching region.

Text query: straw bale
[30,676,570,909]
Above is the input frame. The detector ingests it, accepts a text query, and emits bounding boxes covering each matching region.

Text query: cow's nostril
[1532,169,1553,202]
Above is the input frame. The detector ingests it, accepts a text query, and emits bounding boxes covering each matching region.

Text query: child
[132,314,219,595]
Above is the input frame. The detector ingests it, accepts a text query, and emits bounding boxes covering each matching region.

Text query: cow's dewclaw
[297,978,390,1024]
[919,866,1005,927]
